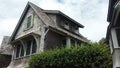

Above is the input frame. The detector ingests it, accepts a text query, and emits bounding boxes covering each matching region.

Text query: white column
[39,27,45,52]
[33,35,40,53]
[109,36,114,54]
[75,40,77,46]
[66,37,71,48]
[113,48,120,68]
[111,28,119,48]
[12,45,15,60]
[111,28,120,68]
[19,40,26,56]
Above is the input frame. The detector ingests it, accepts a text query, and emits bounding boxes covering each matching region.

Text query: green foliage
[28,43,112,68]
[98,38,107,45]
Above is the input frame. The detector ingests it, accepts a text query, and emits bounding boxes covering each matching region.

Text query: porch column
[66,37,71,48]
[19,40,26,56]
[111,28,120,68]
[109,36,114,54]
[12,45,16,60]
[32,35,40,53]
[39,27,46,52]
[111,28,119,48]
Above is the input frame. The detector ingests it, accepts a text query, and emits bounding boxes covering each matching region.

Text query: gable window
[27,16,32,28]
[24,14,34,30]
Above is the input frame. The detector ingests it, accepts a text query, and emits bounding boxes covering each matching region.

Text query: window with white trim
[15,44,24,58]
[24,14,34,30]
[14,38,37,59]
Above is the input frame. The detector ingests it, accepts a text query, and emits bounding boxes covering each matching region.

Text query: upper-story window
[27,16,32,28]
[59,17,79,34]
[70,26,79,34]
[60,20,69,30]
[24,14,34,30]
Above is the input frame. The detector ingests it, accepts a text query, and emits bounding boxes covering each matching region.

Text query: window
[16,45,20,58]
[14,38,37,59]
[20,45,24,57]
[15,44,25,58]
[26,40,31,55]
[60,20,69,30]
[26,39,37,55]
[70,25,79,34]
[24,15,34,30]
[32,39,37,54]
[61,38,66,45]
[116,29,120,46]
[27,16,32,28]
[71,39,75,46]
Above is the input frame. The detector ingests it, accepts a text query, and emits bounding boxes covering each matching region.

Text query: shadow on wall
[0,54,11,68]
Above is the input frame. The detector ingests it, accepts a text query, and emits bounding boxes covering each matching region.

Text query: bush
[28,43,112,68]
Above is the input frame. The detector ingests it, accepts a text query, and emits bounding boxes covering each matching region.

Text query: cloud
[0,18,18,44]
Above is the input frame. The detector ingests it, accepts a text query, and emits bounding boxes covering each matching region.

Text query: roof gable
[9,2,56,42]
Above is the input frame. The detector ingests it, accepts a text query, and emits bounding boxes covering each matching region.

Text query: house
[0,36,12,68]
[5,2,88,68]
[107,0,120,68]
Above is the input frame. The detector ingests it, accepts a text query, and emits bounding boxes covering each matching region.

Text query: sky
[0,0,109,44]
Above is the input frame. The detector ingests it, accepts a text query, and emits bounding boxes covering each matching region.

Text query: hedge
[28,43,112,68]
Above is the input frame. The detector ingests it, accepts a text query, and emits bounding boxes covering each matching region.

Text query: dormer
[44,10,84,35]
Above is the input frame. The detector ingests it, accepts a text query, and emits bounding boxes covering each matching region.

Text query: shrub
[28,43,112,68]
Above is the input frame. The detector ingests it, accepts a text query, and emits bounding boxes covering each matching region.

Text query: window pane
[27,16,31,28]
[71,39,75,46]
[32,39,37,54]
[20,45,24,57]
[16,45,20,58]
[62,38,66,45]
[26,40,31,55]
[116,29,120,46]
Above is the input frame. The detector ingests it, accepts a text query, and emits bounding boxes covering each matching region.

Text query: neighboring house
[5,2,88,68]
[107,0,120,68]
[0,36,13,55]
[0,36,12,68]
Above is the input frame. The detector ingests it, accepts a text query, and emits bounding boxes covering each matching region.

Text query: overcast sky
[0,0,109,44]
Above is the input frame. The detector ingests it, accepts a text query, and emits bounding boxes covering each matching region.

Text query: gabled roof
[10,2,56,42]
[9,2,86,42]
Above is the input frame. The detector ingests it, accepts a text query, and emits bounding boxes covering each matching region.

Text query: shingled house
[107,0,120,68]
[5,2,88,68]
[0,36,12,68]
